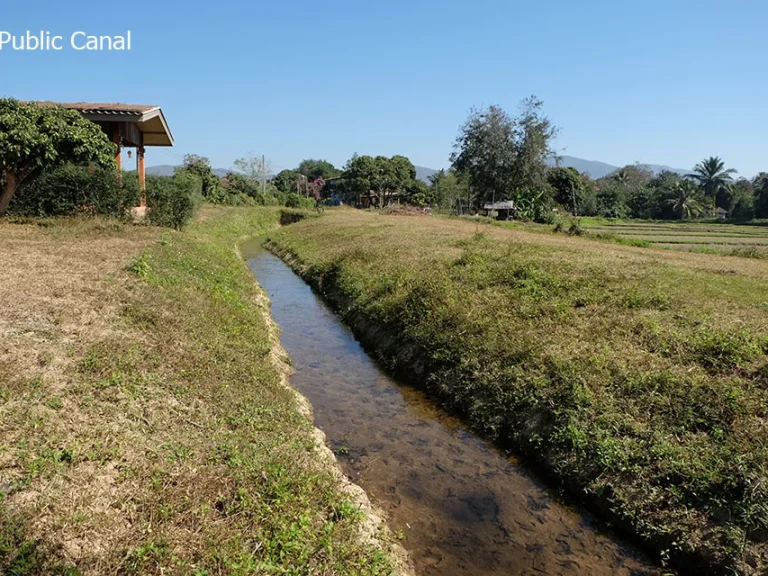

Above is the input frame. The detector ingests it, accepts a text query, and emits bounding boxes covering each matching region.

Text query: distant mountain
[547,155,691,179]
[415,166,439,183]
[146,165,230,178]
[149,158,689,185]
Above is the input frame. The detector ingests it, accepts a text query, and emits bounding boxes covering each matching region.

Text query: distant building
[482,200,517,220]
[715,207,729,220]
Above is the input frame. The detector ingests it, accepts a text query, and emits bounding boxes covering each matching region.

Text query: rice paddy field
[580,219,768,257]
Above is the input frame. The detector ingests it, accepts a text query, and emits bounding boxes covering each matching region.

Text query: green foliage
[665,180,704,220]
[182,154,223,202]
[687,156,737,212]
[451,97,557,208]
[145,170,203,229]
[273,169,301,194]
[283,192,315,209]
[547,167,583,211]
[8,163,137,217]
[297,159,339,181]
[754,173,768,219]
[427,169,469,211]
[341,154,419,206]
[0,99,116,215]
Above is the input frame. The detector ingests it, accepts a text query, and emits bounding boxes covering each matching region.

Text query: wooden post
[138,145,146,207]
[112,128,122,187]
[112,128,122,171]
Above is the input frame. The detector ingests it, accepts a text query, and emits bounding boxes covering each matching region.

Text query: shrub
[284,193,315,209]
[567,220,584,236]
[8,164,138,218]
[145,170,203,229]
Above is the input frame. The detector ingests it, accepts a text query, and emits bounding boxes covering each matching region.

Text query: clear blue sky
[2,0,765,176]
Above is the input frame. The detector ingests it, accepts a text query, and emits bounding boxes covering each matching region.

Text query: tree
[451,97,557,208]
[306,177,325,201]
[380,154,416,205]
[341,154,418,206]
[547,167,583,213]
[234,153,274,195]
[273,169,301,194]
[731,178,755,220]
[602,165,653,190]
[666,180,703,220]
[182,154,222,201]
[687,156,737,212]
[297,159,339,181]
[428,169,468,211]
[753,173,768,219]
[0,99,116,215]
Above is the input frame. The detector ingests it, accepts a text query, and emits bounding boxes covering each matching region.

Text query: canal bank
[245,243,662,576]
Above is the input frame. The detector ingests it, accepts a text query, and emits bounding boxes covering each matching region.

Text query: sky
[1,0,766,176]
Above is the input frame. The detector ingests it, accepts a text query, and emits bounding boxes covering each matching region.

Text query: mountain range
[146,156,691,185]
[147,165,230,178]
[547,156,691,179]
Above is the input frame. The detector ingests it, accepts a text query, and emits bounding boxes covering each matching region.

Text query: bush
[145,170,203,229]
[284,193,315,209]
[8,164,138,217]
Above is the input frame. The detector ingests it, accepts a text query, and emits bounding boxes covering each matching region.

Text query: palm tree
[686,156,737,212]
[613,168,629,186]
[666,180,703,220]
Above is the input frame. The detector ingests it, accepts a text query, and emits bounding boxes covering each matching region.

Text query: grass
[267,207,768,575]
[578,218,768,258]
[0,207,399,575]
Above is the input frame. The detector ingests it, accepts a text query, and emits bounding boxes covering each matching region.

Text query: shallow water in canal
[243,242,662,576]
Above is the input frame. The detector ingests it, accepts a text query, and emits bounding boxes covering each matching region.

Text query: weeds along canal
[243,241,662,576]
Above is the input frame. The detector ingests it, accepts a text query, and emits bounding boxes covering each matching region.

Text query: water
[244,243,661,576]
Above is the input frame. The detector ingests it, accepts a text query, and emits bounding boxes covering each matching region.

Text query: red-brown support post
[138,145,146,207]
[112,128,122,186]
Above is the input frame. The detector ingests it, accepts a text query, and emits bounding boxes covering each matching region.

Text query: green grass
[0,207,396,575]
[268,208,768,575]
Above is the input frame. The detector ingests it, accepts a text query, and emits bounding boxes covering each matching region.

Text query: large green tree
[687,156,737,212]
[0,99,116,215]
[297,159,339,181]
[547,167,583,213]
[450,97,557,207]
[273,169,302,194]
[341,154,417,206]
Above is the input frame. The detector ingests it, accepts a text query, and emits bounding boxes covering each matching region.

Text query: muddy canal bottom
[245,245,661,576]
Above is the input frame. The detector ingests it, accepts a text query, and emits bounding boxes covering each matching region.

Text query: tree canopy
[297,159,339,181]
[0,99,116,215]
[341,154,418,205]
[687,156,737,211]
[451,97,557,206]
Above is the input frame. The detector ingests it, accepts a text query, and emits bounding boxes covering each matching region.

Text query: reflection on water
[244,243,661,576]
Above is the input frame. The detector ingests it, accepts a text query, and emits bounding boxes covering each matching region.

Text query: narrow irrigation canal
[244,243,661,576]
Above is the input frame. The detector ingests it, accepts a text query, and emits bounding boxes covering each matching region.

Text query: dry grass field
[0,209,398,576]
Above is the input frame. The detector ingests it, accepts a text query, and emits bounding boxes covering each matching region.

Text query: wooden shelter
[32,101,174,207]
[483,200,517,220]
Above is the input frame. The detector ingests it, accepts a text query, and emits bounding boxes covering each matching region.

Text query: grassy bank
[267,208,768,575]
[0,207,399,575]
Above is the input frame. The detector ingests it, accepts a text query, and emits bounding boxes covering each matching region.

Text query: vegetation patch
[268,208,768,575]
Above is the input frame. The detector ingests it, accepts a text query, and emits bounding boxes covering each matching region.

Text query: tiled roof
[30,101,158,115]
